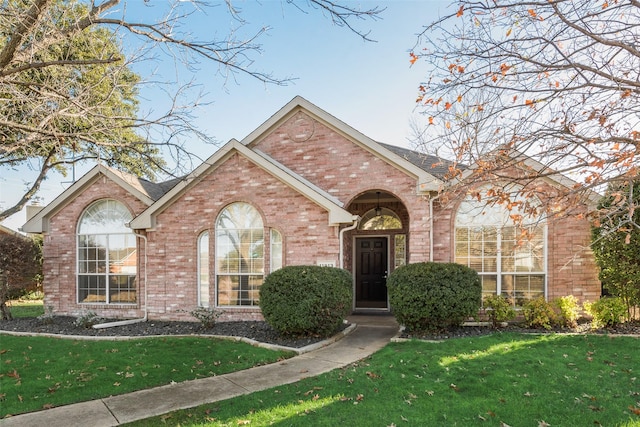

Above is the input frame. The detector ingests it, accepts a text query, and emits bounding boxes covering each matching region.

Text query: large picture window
[454,192,546,306]
[77,199,136,304]
[216,203,264,306]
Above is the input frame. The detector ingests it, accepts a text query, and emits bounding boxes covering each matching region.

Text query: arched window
[215,203,264,306]
[358,208,402,230]
[454,190,546,306]
[77,199,136,304]
[197,231,210,307]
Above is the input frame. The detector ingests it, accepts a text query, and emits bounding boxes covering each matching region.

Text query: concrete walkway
[1,314,399,427]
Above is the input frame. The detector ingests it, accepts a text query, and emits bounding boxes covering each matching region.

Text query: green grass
[0,335,294,417]
[6,299,44,318]
[126,333,640,427]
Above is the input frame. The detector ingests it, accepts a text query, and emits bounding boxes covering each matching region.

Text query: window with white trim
[454,192,546,306]
[215,203,264,306]
[198,231,210,307]
[77,199,136,304]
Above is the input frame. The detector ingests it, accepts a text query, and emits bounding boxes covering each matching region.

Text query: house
[22,96,601,322]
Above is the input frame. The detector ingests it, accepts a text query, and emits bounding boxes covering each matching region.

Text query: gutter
[429,193,441,262]
[93,231,148,329]
[339,215,360,269]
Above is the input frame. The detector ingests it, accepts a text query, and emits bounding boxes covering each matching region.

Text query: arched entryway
[345,190,409,311]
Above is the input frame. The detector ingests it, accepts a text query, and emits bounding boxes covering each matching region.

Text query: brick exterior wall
[144,153,342,321]
[40,108,601,322]
[254,112,432,264]
[42,175,149,319]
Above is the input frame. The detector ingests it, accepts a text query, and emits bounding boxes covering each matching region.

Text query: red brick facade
[27,98,601,322]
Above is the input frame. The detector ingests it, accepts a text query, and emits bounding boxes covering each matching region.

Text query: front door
[355,237,388,309]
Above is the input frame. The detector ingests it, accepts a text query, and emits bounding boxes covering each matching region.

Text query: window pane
[216,275,261,306]
[270,229,283,272]
[455,241,468,257]
[481,275,497,295]
[78,275,106,303]
[109,275,137,303]
[394,234,406,268]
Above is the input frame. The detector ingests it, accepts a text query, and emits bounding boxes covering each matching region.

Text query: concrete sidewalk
[1,314,399,427]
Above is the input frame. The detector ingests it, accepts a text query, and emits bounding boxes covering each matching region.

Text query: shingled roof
[377,142,464,179]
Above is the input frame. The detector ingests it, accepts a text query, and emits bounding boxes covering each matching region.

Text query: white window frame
[197,231,210,307]
[76,199,136,305]
[454,190,547,306]
[215,202,264,307]
[270,228,283,273]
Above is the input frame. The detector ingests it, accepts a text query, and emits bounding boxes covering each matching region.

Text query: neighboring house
[22,97,601,321]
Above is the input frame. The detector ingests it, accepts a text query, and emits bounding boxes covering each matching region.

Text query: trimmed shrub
[259,265,352,337]
[553,295,580,328]
[483,294,516,327]
[387,262,482,331]
[584,297,627,328]
[522,297,557,330]
[74,311,101,329]
[187,307,222,329]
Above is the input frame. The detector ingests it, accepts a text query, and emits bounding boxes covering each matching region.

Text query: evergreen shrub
[387,262,482,331]
[259,265,352,337]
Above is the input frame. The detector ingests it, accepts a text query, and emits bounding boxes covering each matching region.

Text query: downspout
[93,231,148,329]
[429,193,441,262]
[339,215,360,269]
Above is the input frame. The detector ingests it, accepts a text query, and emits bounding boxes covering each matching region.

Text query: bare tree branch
[411,0,639,223]
[0,0,383,222]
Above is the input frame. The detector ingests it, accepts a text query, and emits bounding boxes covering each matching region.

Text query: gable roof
[242,96,443,193]
[22,165,159,233]
[128,139,356,230]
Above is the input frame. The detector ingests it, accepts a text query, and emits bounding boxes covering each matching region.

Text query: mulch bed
[400,319,640,341]
[0,316,339,349]
[1,316,638,348]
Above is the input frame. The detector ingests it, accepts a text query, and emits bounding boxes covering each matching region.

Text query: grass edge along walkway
[0,333,295,419]
[127,333,640,427]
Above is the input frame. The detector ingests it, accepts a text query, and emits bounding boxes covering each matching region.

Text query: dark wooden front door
[355,237,388,309]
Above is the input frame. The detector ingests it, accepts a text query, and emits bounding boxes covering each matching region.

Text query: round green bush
[387,262,482,331]
[259,265,353,337]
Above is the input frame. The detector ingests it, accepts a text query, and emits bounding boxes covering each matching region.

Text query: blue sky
[0,0,452,231]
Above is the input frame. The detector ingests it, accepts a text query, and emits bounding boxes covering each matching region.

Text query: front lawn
[127,333,640,427]
[0,334,294,417]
